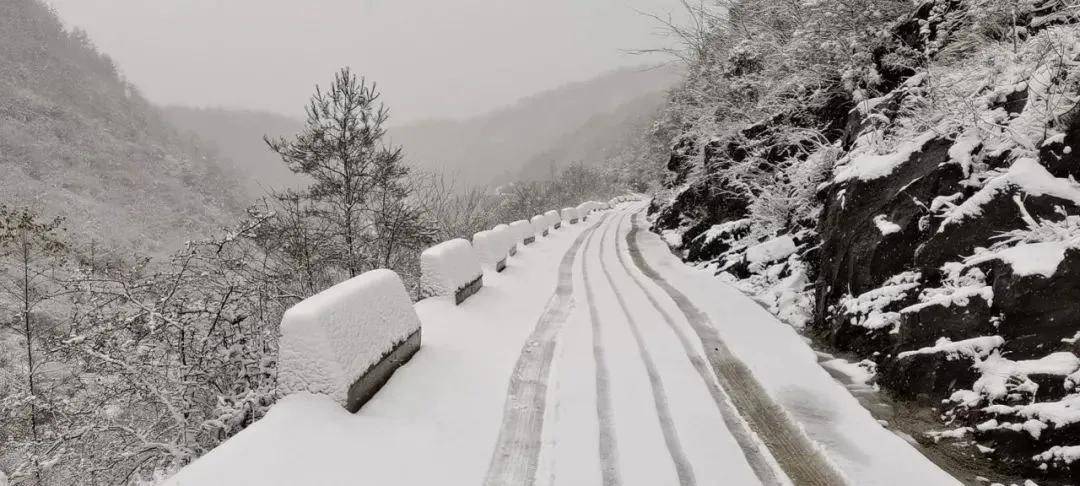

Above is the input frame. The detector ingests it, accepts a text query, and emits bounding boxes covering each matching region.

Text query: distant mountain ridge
[388,65,680,186]
[166,65,680,192]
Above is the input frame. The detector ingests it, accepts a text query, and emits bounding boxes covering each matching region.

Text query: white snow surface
[278,269,421,408]
[421,239,483,297]
[560,207,579,222]
[167,206,958,486]
[745,235,797,264]
[167,218,602,486]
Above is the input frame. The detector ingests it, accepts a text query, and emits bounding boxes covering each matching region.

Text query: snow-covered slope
[649,0,1080,481]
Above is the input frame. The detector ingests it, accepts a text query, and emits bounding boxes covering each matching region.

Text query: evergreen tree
[265,67,403,278]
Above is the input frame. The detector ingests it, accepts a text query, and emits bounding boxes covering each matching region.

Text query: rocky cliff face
[650,0,1080,479]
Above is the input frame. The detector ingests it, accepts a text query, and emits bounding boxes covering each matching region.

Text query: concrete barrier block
[279,269,422,412]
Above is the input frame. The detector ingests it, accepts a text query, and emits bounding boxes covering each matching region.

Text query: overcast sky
[46,0,684,124]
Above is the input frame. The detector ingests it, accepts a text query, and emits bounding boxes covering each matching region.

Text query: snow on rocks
[1034,444,1080,467]
[839,272,921,331]
[967,240,1069,278]
[832,130,940,183]
[279,269,422,412]
[897,336,1005,361]
[420,239,483,303]
[745,235,796,265]
[941,158,1080,230]
[973,352,1080,402]
[986,394,1080,430]
[873,214,902,235]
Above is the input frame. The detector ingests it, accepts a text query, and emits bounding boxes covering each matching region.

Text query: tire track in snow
[609,210,786,486]
[622,210,848,486]
[484,214,609,486]
[580,214,623,486]
[593,213,698,486]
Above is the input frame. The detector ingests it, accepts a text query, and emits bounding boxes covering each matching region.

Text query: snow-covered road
[167,203,960,486]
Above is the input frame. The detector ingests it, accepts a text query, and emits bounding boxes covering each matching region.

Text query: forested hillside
[0,0,250,254]
[648,0,1080,481]
[389,65,680,187]
[162,107,306,196]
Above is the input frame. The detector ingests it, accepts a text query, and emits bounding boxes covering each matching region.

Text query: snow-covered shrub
[278,269,421,411]
[419,238,483,299]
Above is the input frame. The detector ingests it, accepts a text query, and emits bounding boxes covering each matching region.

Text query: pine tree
[265,67,402,278]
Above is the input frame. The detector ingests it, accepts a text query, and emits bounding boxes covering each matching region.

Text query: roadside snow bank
[279,269,422,412]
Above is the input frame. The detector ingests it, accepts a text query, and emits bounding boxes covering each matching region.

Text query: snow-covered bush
[278,269,421,411]
[419,238,483,299]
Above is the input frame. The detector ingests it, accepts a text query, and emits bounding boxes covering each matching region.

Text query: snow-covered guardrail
[561,207,579,225]
[530,214,548,237]
[494,223,516,257]
[474,229,508,272]
[576,201,598,221]
[420,238,483,304]
[278,269,422,413]
[545,210,561,230]
[510,219,534,246]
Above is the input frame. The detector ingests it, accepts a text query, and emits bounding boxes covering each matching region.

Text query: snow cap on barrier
[473,229,507,270]
[510,220,533,245]
[560,207,579,223]
[279,269,421,412]
[492,223,516,256]
[530,214,547,231]
[420,238,482,300]
[544,209,561,230]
